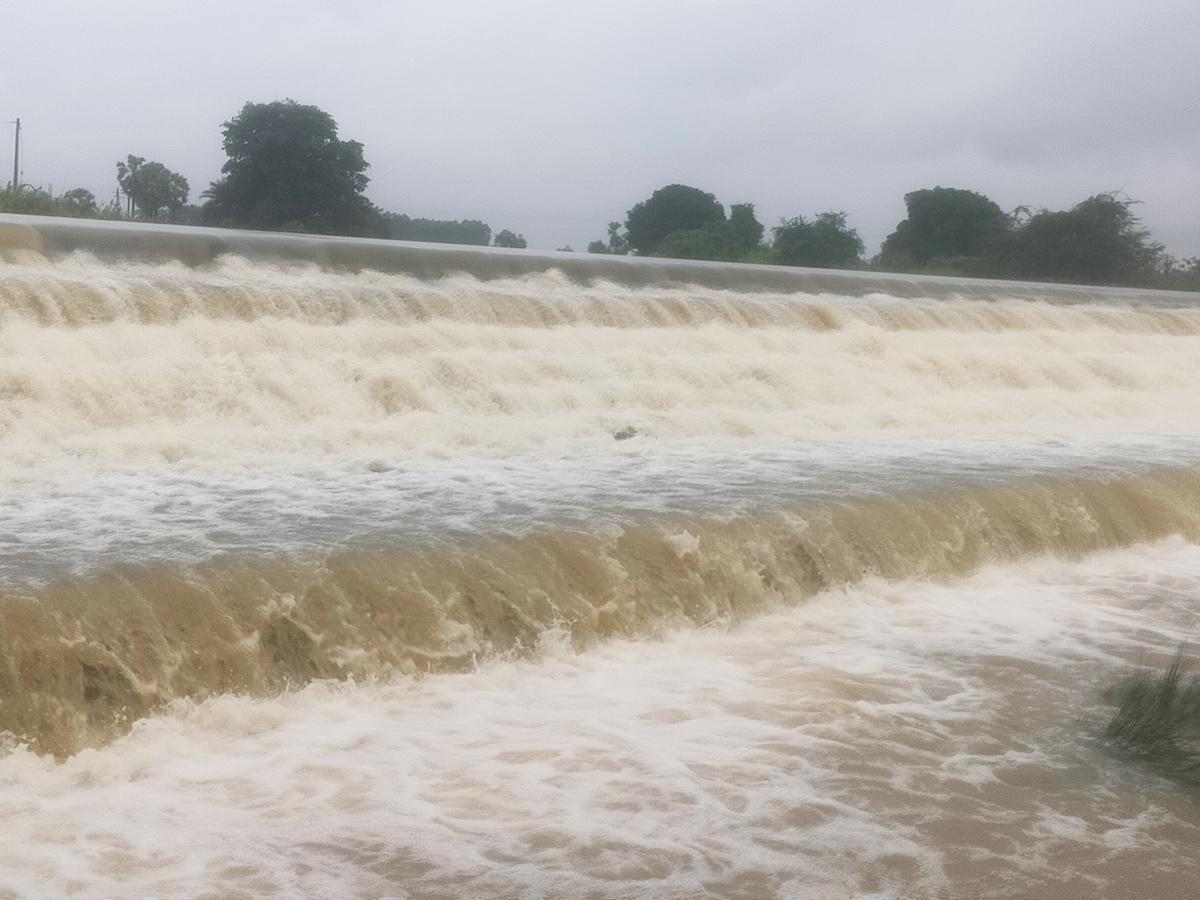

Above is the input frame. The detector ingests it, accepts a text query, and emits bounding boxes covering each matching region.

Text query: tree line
[0,154,193,222]
[2,99,1197,289]
[588,183,1200,291]
[0,100,525,250]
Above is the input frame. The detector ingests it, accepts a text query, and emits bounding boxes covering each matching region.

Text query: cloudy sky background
[4,0,1198,255]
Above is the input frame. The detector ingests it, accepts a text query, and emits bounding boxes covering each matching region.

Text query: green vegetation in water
[1100,648,1200,785]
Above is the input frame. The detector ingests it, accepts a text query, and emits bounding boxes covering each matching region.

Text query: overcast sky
[4,0,1198,255]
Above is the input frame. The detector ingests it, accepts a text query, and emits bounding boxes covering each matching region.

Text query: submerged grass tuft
[1100,646,1200,784]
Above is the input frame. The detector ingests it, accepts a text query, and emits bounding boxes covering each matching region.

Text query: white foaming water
[0,252,1199,472]
[2,247,1200,897]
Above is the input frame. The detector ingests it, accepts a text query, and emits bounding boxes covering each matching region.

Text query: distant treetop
[493,229,527,249]
[116,155,189,222]
[384,213,491,246]
[773,212,864,269]
[982,192,1164,286]
[651,202,766,262]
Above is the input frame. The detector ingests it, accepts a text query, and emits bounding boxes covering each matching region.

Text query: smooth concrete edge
[2,213,1198,304]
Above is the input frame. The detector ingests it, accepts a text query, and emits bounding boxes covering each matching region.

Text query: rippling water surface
[1,246,1199,898]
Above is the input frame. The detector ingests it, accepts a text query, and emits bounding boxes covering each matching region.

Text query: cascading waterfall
[1,216,1199,898]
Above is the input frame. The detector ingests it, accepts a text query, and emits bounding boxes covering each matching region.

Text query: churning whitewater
[1,228,1200,898]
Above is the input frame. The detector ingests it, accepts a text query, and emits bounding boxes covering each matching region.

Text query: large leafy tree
[116,155,190,220]
[587,221,630,255]
[493,229,527,248]
[201,100,385,236]
[59,188,99,217]
[879,186,1009,268]
[624,184,725,255]
[141,163,189,221]
[983,193,1165,286]
[652,202,765,262]
[773,212,864,268]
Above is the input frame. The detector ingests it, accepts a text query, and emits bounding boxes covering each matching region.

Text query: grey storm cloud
[3,0,1198,255]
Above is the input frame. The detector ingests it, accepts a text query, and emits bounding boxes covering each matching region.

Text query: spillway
[1,215,1199,898]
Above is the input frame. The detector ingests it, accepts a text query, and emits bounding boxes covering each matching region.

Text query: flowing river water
[1,221,1199,898]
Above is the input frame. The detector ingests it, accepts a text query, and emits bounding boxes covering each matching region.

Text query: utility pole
[11,118,19,191]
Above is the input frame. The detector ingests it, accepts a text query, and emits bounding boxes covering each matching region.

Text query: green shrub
[0,186,122,219]
[1100,647,1200,784]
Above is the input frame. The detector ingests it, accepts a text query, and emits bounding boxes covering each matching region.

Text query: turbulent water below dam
[2,226,1200,898]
